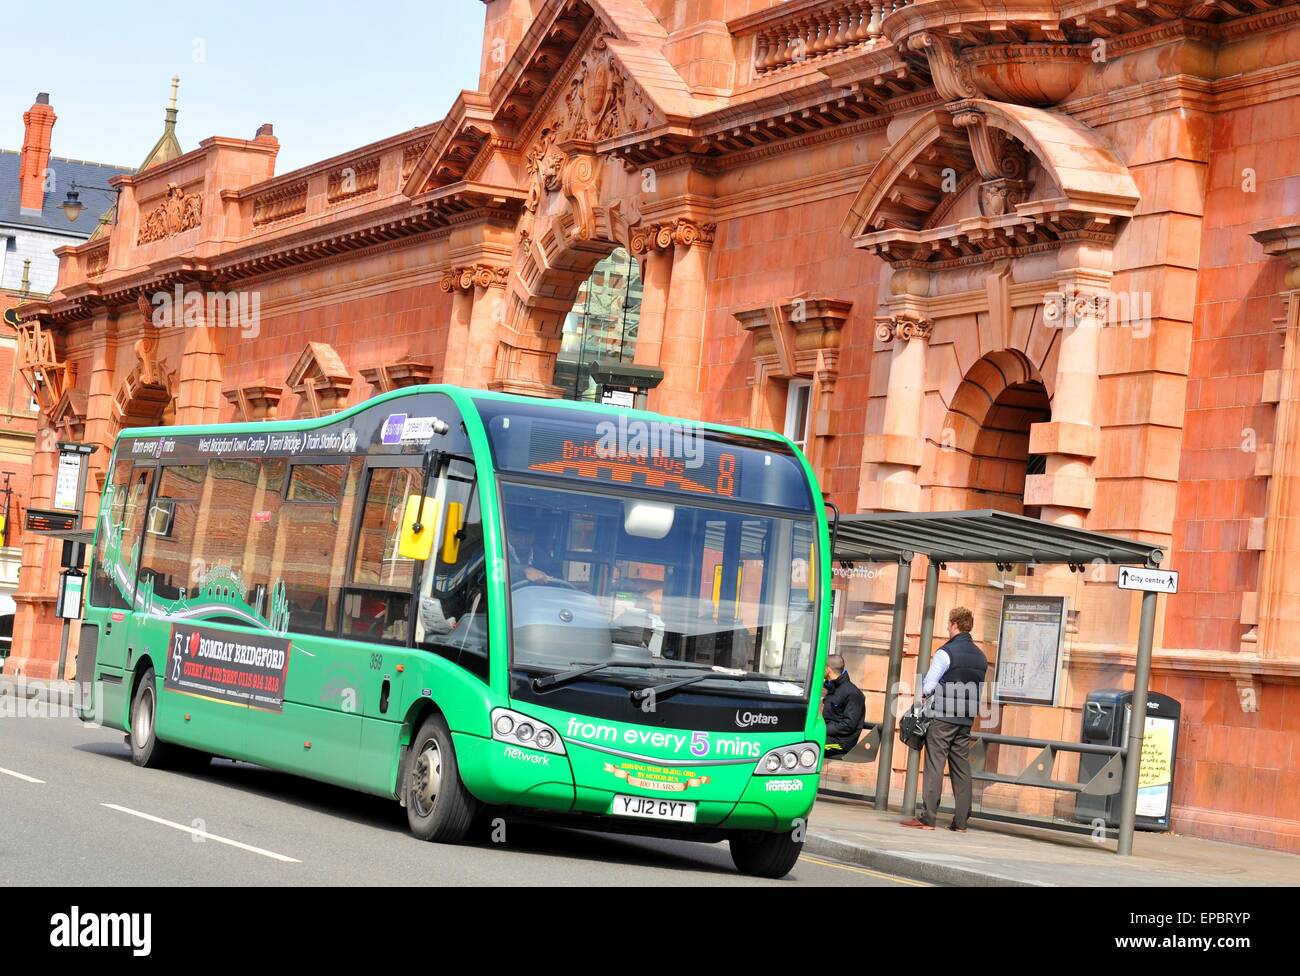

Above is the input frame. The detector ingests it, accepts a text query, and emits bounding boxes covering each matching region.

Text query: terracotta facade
[12,0,1300,849]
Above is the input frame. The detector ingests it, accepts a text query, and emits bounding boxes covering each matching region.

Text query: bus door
[346,459,427,794]
[104,466,157,703]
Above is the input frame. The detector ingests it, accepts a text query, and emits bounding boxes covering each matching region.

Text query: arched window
[552,247,642,400]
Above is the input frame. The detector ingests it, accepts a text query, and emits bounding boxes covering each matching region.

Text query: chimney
[20,93,57,215]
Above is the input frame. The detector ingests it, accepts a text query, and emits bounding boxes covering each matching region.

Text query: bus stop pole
[873,552,913,811]
[1116,585,1159,855]
[901,558,940,817]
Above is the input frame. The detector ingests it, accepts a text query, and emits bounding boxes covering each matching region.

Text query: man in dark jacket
[821,654,865,757]
[901,606,988,831]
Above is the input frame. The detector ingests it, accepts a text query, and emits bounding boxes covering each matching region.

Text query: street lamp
[61,181,121,224]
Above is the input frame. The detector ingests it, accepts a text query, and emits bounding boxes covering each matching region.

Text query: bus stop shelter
[828,509,1167,856]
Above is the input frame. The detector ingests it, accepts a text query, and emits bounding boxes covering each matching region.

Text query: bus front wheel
[729,830,803,879]
[405,714,476,843]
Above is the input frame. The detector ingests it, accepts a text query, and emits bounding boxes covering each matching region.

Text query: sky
[0,0,486,173]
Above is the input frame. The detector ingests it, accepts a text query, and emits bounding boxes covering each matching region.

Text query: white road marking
[100,803,301,863]
[0,766,45,784]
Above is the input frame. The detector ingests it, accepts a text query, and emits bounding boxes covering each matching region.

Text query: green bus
[78,386,830,877]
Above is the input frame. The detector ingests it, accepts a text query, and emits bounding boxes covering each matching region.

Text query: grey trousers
[921,719,974,828]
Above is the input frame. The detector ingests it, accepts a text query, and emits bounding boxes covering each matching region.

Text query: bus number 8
[717,453,736,497]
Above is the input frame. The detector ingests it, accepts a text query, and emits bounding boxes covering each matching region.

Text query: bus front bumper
[453,733,818,832]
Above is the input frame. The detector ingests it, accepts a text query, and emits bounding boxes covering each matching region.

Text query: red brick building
[1,92,132,656]
[12,0,1300,849]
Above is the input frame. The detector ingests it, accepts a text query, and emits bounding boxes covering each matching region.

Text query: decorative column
[1026,245,1110,527]
[631,245,673,374]
[859,308,931,513]
[630,218,715,418]
[1250,226,1300,657]
[440,264,509,391]
[173,290,224,427]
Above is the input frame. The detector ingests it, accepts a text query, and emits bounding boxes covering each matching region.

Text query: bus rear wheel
[405,714,476,843]
[129,667,209,771]
[729,830,803,879]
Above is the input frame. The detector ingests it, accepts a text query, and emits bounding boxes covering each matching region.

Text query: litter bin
[1075,689,1180,832]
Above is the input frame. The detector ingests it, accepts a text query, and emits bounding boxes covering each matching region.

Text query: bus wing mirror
[399,494,439,560]
[442,501,464,564]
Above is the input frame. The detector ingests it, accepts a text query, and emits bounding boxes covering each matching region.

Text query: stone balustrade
[749,0,914,75]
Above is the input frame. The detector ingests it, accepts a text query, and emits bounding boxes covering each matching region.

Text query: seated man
[508,524,560,585]
[821,654,865,758]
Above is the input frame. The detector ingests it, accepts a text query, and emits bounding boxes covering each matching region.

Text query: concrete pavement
[0,712,919,887]
[805,794,1300,887]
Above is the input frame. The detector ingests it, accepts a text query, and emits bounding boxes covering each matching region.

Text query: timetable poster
[993,595,1067,707]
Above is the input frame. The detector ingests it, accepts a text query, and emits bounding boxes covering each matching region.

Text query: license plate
[610,794,697,823]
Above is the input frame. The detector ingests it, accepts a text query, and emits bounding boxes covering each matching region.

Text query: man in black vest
[901,606,988,831]
[821,654,865,757]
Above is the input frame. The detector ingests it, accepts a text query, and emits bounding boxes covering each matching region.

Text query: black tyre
[405,714,476,843]
[128,667,209,771]
[128,667,181,769]
[729,830,804,879]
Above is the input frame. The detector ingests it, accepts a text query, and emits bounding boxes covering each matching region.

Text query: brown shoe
[948,824,968,833]
[899,818,935,830]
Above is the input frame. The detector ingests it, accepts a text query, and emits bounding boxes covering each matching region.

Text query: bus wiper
[531,659,698,692]
[629,672,710,706]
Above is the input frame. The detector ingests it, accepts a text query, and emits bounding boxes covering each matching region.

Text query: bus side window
[89,457,133,609]
[269,459,361,637]
[421,465,489,680]
[191,459,261,624]
[137,465,205,604]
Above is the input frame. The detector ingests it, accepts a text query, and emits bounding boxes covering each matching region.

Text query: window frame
[784,378,812,451]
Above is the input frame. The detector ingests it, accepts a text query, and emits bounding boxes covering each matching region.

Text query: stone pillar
[441,284,475,387]
[173,314,223,427]
[632,246,673,372]
[79,312,119,529]
[1027,258,1109,527]
[632,219,714,418]
[859,310,930,513]
[440,264,509,391]
[1251,228,1300,656]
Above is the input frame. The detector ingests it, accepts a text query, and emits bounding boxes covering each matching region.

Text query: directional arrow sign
[1117,567,1178,593]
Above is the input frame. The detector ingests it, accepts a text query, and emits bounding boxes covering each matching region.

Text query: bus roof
[112,384,805,456]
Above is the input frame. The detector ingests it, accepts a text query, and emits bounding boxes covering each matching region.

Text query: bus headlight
[491,708,566,755]
[754,742,821,775]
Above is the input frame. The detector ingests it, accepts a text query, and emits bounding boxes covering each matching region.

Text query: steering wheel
[511,576,579,592]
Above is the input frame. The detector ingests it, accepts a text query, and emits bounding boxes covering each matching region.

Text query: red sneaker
[899,818,935,830]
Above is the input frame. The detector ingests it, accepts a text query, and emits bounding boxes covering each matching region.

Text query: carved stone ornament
[953,107,1033,217]
[440,264,510,292]
[629,218,717,254]
[564,36,652,144]
[907,33,978,102]
[136,182,203,244]
[874,312,933,343]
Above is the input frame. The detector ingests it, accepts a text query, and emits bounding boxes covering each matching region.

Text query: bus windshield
[500,480,818,697]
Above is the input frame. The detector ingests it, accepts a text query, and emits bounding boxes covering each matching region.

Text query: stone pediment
[842,98,1140,265]
[403,0,690,201]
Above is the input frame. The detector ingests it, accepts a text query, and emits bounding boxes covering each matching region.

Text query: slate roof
[0,149,133,238]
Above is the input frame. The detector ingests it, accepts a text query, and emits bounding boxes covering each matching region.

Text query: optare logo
[381,414,407,445]
[735,709,778,728]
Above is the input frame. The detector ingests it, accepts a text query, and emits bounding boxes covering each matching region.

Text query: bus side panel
[239,631,359,787]
[142,615,249,758]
